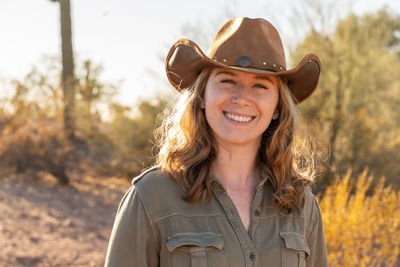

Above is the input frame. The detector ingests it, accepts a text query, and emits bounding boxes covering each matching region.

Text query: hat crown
[207,17,287,71]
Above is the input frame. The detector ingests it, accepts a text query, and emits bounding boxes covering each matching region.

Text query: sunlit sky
[0,0,399,106]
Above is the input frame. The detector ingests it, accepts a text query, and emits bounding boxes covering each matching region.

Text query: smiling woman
[105,17,328,267]
[203,68,280,147]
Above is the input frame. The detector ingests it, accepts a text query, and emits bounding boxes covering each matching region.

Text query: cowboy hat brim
[165,38,321,104]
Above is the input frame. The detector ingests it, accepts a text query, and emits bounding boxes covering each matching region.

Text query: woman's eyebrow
[215,70,237,77]
[254,75,274,83]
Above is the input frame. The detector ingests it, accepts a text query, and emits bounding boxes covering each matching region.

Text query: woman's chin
[214,134,261,147]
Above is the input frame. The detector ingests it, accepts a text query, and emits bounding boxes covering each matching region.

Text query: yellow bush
[319,170,400,266]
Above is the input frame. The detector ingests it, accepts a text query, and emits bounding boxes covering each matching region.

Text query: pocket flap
[279,232,310,256]
[167,232,224,252]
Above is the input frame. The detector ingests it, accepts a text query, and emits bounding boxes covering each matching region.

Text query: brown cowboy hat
[165,17,321,104]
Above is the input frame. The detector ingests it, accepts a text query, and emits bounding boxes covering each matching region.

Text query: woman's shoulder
[303,185,318,204]
[301,185,323,229]
[130,167,190,220]
[132,166,185,197]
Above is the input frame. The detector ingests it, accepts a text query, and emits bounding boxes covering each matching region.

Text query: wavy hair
[155,68,317,213]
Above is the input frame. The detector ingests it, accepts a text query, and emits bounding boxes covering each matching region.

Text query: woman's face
[203,68,280,148]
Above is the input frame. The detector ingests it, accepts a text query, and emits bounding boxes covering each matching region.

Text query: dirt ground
[0,171,132,266]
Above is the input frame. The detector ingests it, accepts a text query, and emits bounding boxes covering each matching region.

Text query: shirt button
[254,210,261,216]
[249,253,255,260]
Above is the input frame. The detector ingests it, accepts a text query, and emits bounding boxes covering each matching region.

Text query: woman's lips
[223,111,256,123]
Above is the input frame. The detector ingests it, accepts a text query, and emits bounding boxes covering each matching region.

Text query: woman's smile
[223,111,256,124]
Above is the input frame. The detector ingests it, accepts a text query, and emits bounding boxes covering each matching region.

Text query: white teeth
[225,112,253,122]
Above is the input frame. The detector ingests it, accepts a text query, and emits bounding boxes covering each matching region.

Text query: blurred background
[0,0,399,266]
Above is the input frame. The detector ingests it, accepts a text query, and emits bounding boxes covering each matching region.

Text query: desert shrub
[0,57,120,182]
[319,170,400,266]
[103,98,169,178]
[0,117,71,184]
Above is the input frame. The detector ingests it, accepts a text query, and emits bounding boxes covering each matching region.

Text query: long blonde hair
[155,68,317,213]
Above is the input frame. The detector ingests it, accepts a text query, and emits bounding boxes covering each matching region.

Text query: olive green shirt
[105,167,328,267]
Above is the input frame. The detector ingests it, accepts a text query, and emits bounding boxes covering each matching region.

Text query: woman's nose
[231,86,252,106]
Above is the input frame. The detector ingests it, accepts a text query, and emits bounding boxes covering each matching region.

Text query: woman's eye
[220,79,235,84]
[254,83,268,89]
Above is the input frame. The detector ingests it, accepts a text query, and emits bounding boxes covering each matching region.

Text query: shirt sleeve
[105,185,160,267]
[306,195,329,267]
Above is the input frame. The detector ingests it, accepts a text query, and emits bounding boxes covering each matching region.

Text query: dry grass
[319,169,400,266]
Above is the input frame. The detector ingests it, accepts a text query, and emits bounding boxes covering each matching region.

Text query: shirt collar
[257,166,273,189]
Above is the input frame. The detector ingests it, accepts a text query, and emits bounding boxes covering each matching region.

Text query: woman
[105,17,328,267]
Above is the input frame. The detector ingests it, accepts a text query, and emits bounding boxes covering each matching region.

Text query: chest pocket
[280,232,310,267]
[166,232,227,267]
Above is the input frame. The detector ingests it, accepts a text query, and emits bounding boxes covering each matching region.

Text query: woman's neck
[211,142,261,189]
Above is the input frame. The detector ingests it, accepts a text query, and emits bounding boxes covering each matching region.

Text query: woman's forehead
[210,67,279,83]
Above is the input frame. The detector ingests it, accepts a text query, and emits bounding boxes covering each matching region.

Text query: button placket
[247,185,266,255]
[214,189,259,266]
[248,186,263,234]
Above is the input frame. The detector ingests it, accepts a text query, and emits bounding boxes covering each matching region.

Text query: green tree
[291,9,400,186]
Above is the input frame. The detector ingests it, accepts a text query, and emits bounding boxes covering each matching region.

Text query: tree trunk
[321,39,344,184]
[329,60,343,167]
[59,0,75,139]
